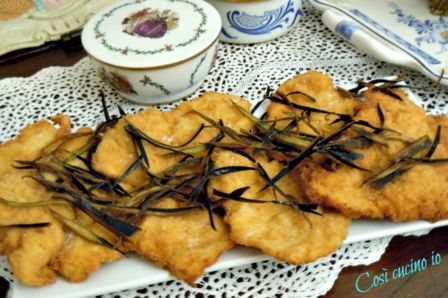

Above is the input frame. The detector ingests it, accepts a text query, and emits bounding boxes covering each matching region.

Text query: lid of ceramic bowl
[82,0,221,69]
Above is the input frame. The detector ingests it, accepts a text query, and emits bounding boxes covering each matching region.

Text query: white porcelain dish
[81,0,221,104]
[206,0,303,44]
[12,220,448,298]
[310,0,448,86]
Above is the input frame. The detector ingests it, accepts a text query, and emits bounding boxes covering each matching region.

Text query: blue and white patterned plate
[310,0,448,86]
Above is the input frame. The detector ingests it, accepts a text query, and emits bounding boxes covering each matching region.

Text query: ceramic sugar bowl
[82,0,221,104]
[206,0,303,44]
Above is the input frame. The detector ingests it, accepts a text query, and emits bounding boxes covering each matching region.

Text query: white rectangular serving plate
[10,81,448,298]
[12,220,448,298]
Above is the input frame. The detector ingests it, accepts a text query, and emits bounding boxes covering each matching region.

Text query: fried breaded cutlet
[4,70,446,289]
[0,118,122,286]
[130,198,234,286]
[45,131,123,282]
[49,228,122,283]
[298,87,448,221]
[0,115,70,175]
[267,71,361,137]
[93,92,253,188]
[91,92,254,285]
[0,116,71,286]
[211,150,350,265]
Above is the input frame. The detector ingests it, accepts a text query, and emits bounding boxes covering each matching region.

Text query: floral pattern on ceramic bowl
[90,42,219,104]
[206,0,303,44]
[82,0,221,104]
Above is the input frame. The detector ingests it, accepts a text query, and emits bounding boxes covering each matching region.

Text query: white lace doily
[1,1,448,297]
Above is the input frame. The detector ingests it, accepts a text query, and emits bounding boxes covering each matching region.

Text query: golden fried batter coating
[48,129,124,283]
[0,117,70,286]
[0,115,71,175]
[211,150,350,265]
[0,119,122,286]
[92,93,254,285]
[0,171,54,226]
[4,71,446,289]
[50,233,122,283]
[267,71,360,136]
[130,198,234,286]
[5,220,65,286]
[299,88,448,221]
[92,92,253,188]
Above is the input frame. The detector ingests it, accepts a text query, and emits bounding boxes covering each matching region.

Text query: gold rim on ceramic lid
[81,0,222,70]
[87,35,219,71]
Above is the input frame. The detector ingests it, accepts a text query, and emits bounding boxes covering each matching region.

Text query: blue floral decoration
[335,20,359,40]
[350,9,440,65]
[221,27,237,39]
[389,2,448,54]
[227,0,302,36]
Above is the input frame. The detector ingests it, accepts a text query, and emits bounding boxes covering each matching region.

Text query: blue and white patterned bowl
[206,0,303,44]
